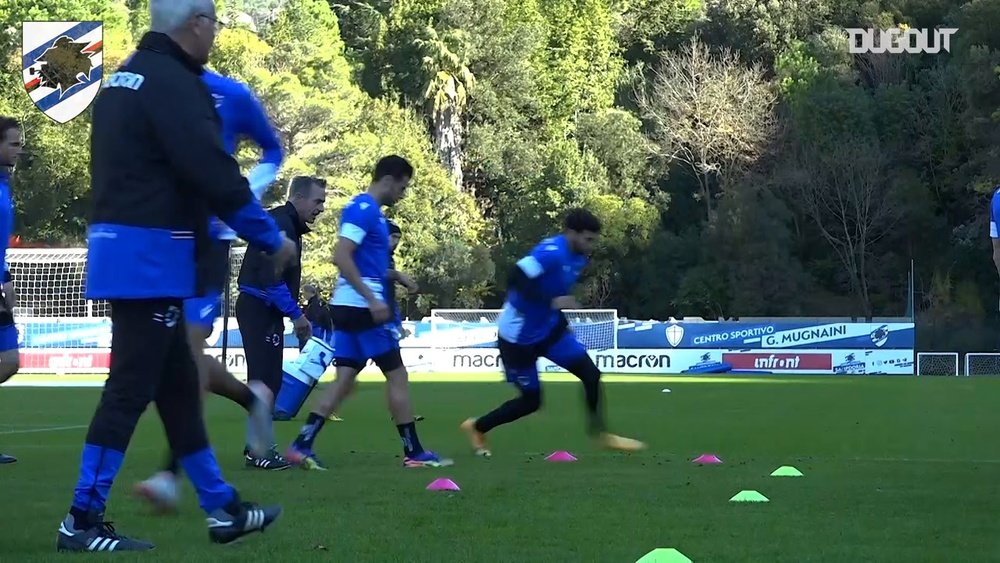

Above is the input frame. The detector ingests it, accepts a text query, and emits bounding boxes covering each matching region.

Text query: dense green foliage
[1,1,999,346]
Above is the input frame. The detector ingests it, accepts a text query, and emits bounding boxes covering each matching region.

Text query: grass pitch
[2,375,999,562]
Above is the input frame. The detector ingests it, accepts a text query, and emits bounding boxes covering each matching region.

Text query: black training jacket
[86,32,281,299]
[237,202,309,318]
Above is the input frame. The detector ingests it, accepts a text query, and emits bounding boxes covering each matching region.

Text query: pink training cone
[545,451,578,462]
[426,478,461,491]
[692,454,723,465]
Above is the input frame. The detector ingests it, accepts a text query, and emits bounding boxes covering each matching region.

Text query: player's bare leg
[134,325,273,511]
[327,377,357,422]
[187,325,273,456]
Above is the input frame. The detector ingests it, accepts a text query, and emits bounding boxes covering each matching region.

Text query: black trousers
[236,292,284,397]
[85,299,208,457]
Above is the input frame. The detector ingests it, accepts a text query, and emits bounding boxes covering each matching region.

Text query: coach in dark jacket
[60,3,295,553]
[236,176,326,466]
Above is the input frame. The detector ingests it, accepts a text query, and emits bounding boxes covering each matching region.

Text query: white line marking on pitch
[0,425,87,435]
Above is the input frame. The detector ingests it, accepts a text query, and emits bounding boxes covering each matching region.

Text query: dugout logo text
[846,27,957,54]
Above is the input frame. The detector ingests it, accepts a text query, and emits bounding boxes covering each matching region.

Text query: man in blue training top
[0,116,23,465]
[133,68,287,509]
[57,0,297,551]
[460,208,645,456]
[286,155,452,469]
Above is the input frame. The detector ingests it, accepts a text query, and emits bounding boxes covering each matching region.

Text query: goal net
[964,353,1000,377]
[6,246,250,319]
[7,248,103,318]
[223,245,247,318]
[7,246,249,375]
[916,352,958,376]
[428,309,619,351]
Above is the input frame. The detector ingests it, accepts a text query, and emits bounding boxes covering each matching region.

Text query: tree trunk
[433,103,464,192]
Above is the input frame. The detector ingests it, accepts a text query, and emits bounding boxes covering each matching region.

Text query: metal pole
[222,249,232,367]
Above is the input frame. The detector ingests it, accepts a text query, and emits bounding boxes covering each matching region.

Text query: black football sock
[569,358,606,435]
[68,506,94,530]
[396,422,424,457]
[474,390,542,433]
[293,412,326,451]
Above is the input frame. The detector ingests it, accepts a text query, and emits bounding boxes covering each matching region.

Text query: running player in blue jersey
[461,209,645,456]
[134,70,287,510]
[286,155,452,469]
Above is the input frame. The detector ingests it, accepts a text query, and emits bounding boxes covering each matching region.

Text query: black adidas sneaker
[244,446,292,471]
[56,512,155,552]
[207,499,282,544]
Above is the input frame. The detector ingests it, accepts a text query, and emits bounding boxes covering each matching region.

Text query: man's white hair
[149,0,215,34]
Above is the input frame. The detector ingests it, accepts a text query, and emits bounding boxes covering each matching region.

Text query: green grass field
[3,375,1000,562]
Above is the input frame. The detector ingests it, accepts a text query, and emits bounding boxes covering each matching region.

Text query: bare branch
[636,35,777,221]
[780,136,900,315]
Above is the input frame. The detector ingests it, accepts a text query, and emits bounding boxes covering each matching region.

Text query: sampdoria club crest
[22,21,104,124]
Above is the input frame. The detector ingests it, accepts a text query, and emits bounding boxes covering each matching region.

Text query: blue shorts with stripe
[330,305,403,372]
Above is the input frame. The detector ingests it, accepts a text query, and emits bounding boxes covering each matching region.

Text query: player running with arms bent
[461,209,645,456]
[286,155,451,469]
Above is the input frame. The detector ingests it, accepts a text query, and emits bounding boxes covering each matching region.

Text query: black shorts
[498,322,571,368]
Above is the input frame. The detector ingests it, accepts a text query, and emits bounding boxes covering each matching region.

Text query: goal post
[916,352,959,376]
[428,308,619,351]
[5,246,251,376]
[964,353,1000,377]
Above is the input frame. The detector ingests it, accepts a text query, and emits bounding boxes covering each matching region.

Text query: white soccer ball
[134,472,179,513]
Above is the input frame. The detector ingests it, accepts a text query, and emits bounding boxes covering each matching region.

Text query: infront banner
[430,348,913,375]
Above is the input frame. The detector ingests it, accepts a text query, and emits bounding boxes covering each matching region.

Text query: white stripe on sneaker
[109,539,120,551]
[88,537,101,550]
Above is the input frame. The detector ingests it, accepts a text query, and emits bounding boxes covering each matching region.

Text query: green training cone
[729,490,769,503]
[770,465,803,477]
[636,548,693,563]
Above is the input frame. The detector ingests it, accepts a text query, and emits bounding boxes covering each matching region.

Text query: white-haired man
[56,0,293,552]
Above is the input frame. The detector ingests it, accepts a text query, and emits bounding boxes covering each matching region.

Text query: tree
[779,135,900,316]
[413,24,475,192]
[700,0,832,66]
[637,36,776,223]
